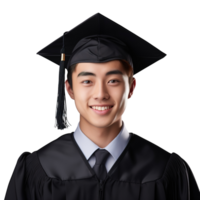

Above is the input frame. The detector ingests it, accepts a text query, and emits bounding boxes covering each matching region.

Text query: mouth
[89,106,113,111]
[89,105,114,115]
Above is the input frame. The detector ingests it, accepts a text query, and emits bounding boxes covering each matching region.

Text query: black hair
[67,63,77,90]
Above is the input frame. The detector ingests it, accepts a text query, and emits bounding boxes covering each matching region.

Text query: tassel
[54,32,72,130]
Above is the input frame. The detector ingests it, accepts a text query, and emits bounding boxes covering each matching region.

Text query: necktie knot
[93,149,110,181]
[93,149,110,165]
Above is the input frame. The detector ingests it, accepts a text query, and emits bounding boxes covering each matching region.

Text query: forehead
[74,60,126,74]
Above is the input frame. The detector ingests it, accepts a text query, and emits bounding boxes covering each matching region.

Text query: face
[65,60,136,128]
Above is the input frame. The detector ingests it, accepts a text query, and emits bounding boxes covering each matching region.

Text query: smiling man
[4,13,200,200]
[66,60,135,148]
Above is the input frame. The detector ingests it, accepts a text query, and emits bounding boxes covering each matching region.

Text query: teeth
[91,106,112,110]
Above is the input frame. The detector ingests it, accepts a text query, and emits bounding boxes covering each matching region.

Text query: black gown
[4,132,200,200]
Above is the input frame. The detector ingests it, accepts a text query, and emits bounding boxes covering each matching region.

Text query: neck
[79,116,123,148]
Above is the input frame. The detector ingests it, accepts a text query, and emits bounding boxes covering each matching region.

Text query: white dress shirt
[73,121,131,173]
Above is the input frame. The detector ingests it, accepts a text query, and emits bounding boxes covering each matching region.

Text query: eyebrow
[77,70,124,77]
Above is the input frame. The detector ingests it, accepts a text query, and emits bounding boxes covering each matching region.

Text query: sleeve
[181,157,200,199]
[163,153,200,200]
[4,152,31,200]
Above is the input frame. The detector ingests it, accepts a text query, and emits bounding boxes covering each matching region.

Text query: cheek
[72,94,89,109]
[119,91,128,111]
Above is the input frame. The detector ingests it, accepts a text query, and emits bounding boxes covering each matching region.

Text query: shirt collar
[73,121,130,162]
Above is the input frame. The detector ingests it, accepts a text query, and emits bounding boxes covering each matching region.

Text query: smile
[89,105,114,115]
[90,106,113,110]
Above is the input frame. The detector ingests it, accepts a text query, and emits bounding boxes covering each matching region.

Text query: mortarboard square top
[37,12,166,74]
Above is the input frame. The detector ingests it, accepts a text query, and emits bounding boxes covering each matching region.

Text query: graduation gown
[4,132,200,200]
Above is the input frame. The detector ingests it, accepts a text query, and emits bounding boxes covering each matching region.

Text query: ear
[128,77,136,99]
[65,80,75,100]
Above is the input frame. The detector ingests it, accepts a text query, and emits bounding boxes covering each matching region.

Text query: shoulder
[37,132,73,154]
[35,131,75,157]
[131,133,171,158]
[36,132,74,163]
[10,132,78,186]
[128,133,172,183]
[35,132,92,180]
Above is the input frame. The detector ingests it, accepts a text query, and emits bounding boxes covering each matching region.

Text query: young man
[65,60,135,149]
[4,13,200,200]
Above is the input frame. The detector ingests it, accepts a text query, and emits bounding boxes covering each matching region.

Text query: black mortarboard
[37,12,166,130]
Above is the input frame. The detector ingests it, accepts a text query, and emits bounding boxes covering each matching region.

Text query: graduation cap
[37,12,166,130]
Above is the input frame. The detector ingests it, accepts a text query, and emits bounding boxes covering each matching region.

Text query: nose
[94,82,109,99]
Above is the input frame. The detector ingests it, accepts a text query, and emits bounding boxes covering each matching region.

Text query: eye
[82,80,89,83]
[82,79,120,83]
[110,79,119,82]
